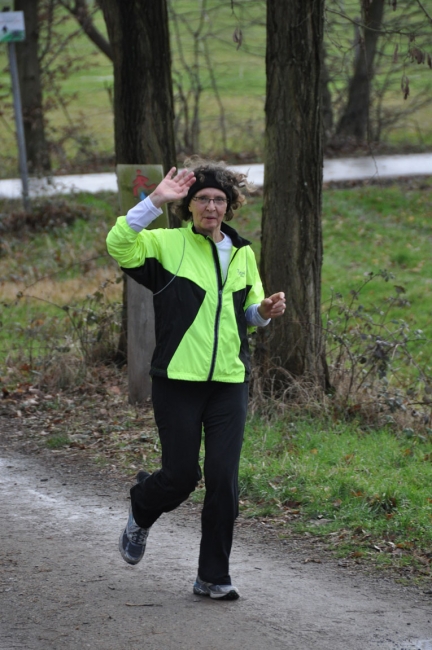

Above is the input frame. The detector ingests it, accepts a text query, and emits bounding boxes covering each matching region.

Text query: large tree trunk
[15,0,51,174]
[336,0,385,142]
[259,0,328,390]
[98,0,177,366]
[98,0,176,194]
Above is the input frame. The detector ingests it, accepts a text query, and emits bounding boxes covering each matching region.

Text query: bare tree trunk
[336,0,386,142]
[98,0,177,364]
[15,0,51,174]
[98,0,176,188]
[259,0,328,390]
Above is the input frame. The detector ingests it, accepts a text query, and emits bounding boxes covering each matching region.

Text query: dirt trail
[0,449,431,650]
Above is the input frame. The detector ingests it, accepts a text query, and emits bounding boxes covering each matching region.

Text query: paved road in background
[1,153,432,199]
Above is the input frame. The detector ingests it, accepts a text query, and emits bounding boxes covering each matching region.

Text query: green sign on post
[117,164,169,405]
[0,11,25,42]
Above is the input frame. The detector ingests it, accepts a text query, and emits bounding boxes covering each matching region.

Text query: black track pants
[130,377,248,585]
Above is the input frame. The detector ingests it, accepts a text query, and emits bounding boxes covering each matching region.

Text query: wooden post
[116,164,169,405]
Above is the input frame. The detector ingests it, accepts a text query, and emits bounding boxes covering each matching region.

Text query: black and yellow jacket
[106,218,264,383]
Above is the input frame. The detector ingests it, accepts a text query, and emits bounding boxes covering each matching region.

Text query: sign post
[1,9,30,211]
[116,165,169,405]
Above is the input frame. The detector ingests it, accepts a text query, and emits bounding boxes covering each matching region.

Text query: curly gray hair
[173,156,254,222]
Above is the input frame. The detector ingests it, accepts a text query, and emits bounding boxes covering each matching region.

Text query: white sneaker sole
[193,585,240,600]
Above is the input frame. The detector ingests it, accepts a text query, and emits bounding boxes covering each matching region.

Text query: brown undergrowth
[249,271,432,437]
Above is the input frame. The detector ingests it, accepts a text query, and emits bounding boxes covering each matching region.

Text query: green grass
[236,415,432,574]
[0,7,114,174]
[322,181,432,290]
[322,180,432,369]
[0,192,120,359]
[0,300,65,349]
[240,416,432,533]
[45,433,70,449]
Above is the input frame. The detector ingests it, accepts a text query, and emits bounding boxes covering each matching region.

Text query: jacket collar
[189,221,251,249]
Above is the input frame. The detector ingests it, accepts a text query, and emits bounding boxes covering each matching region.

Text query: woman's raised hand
[149,167,196,208]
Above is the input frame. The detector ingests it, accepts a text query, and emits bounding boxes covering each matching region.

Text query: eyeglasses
[192,196,227,206]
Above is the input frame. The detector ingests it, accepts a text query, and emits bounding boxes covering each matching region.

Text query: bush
[0,200,90,239]
[324,270,432,433]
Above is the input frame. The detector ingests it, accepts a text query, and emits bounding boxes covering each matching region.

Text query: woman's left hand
[258,292,286,320]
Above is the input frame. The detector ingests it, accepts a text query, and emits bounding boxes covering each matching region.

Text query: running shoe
[193,576,240,600]
[119,508,150,565]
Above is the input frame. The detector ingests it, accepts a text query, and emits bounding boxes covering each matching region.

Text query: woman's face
[189,188,228,242]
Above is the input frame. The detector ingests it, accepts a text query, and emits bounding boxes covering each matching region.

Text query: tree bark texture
[336,0,385,141]
[15,0,51,174]
[98,0,177,209]
[260,0,327,387]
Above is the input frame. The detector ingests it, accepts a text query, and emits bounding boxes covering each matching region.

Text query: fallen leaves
[0,369,159,478]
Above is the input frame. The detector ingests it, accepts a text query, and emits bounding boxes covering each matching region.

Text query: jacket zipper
[207,243,241,381]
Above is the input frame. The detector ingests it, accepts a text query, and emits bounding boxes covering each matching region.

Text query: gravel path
[0,447,431,650]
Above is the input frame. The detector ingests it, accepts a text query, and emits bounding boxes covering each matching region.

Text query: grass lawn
[321,180,432,333]
[237,416,432,573]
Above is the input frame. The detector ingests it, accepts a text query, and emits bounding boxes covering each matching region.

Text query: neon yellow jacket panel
[106,218,264,383]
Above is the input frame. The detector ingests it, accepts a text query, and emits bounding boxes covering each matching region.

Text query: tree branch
[326,7,414,37]
[59,0,113,61]
[415,0,432,26]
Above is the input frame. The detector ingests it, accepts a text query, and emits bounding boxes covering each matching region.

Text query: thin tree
[259,0,329,390]
[335,0,386,142]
